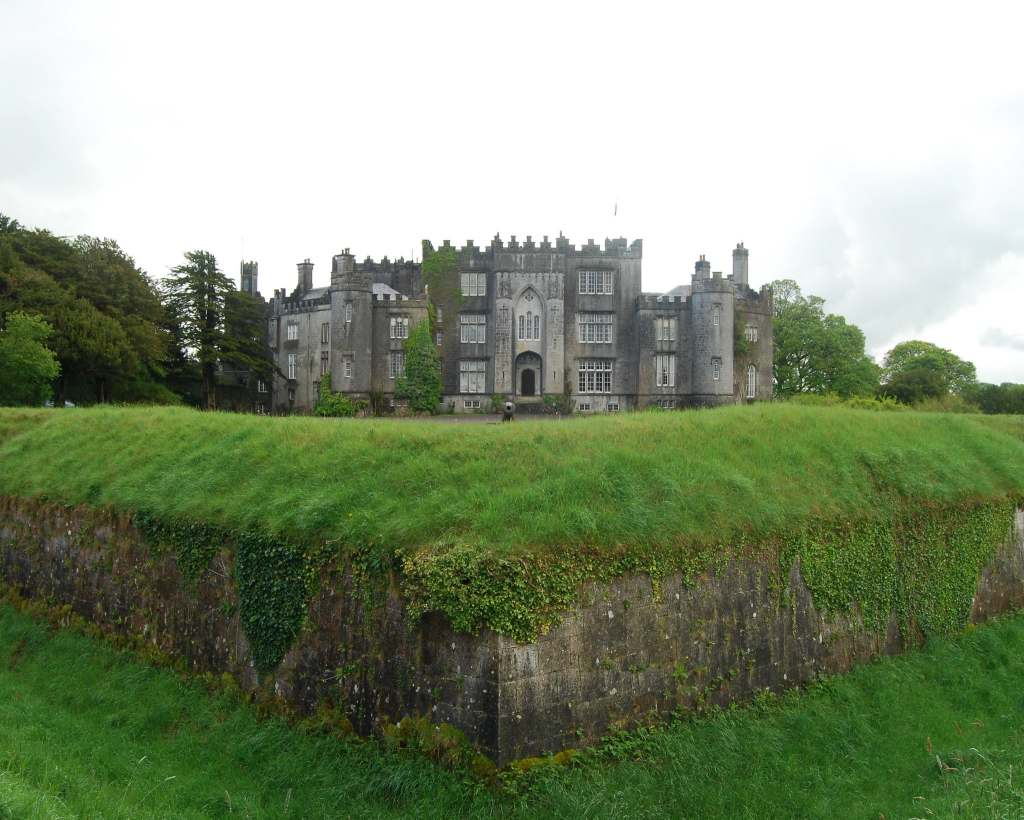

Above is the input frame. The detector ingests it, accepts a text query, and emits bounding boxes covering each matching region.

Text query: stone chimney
[732,243,749,288]
[297,258,314,294]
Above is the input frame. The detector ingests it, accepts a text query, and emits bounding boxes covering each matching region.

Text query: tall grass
[3,602,1024,818]
[1,405,1022,558]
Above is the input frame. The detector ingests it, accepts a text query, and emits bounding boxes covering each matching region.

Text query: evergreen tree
[395,317,442,413]
[162,250,273,410]
[162,251,233,409]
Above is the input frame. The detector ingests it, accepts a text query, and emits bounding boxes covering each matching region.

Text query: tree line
[0,214,272,409]
[769,278,1023,413]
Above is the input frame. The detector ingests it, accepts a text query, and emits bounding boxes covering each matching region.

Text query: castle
[242,234,773,414]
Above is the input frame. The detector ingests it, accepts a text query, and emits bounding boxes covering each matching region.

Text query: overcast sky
[3,0,1022,382]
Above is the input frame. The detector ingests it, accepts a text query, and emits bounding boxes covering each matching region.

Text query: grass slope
[3,602,1024,818]
[1,405,1022,557]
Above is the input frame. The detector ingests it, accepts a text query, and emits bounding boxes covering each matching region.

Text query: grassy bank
[1,404,1021,554]
[3,601,1024,818]
[2,405,1022,646]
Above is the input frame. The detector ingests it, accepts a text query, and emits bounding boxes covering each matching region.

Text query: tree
[769,279,880,398]
[162,251,233,409]
[162,250,273,410]
[966,382,1024,415]
[881,341,976,396]
[0,311,61,406]
[0,216,170,404]
[395,317,442,413]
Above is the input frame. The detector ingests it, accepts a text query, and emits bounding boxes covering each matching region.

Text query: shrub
[314,374,366,417]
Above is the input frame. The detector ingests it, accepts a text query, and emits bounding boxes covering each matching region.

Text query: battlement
[691,271,737,295]
[423,234,643,263]
[637,293,688,310]
[271,290,331,315]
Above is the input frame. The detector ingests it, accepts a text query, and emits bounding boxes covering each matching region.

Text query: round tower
[330,249,373,395]
[690,260,735,405]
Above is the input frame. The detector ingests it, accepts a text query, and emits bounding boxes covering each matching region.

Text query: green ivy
[127,495,1018,672]
[234,532,312,674]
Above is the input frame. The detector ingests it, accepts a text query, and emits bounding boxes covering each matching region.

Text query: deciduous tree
[0,311,61,406]
[769,279,880,398]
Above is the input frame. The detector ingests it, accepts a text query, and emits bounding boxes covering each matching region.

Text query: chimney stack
[297,258,314,293]
[732,243,749,288]
[694,254,711,279]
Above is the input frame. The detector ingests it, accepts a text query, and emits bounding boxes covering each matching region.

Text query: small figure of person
[503,399,515,422]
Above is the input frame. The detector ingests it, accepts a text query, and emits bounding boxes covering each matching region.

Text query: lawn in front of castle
[2,403,1022,561]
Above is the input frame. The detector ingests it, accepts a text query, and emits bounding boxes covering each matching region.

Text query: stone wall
[2,497,1022,764]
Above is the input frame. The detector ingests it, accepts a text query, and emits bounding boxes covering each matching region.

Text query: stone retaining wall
[2,498,1022,764]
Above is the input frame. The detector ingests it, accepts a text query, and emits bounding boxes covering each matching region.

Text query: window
[320,350,329,376]
[659,399,675,409]
[436,331,443,346]
[321,322,330,344]
[578,313,613,344]
[517,310,542,341]
[286,322,298,341]
[712,305,721,327]
[459,360,486,393]
[655,354,676,388]
[578,270,614,295]
[464,399,481,409]
[712,358,721,381]
[460,314,486,344]
[345,303,352,323]
[344,358,353,379]
[389,351,405,379]
[578,359,613,393]
[608,402,620,412]
[287,388,296,402]
[255,402,266,415]
[655,317,677,342]
[287,353,297,380]
[435,307,443,323]
[746,365,757,398]
[745,325,758,342]
[460,272,486,297]
[578,401,592,412]
[257,379,268,394]
[389,316,409,339]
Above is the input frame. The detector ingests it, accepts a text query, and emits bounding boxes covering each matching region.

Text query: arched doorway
[521,368,536,396]
[515,351,543,399]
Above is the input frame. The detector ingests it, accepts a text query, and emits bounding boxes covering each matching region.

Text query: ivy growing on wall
[122,495,1020,672]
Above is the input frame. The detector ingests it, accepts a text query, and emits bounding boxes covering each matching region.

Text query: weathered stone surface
[2,496,1022,764]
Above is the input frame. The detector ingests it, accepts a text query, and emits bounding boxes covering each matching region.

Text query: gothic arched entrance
[515,351,542,399]
[521,368,536,396]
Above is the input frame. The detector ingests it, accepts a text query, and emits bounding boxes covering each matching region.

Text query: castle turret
[732,243,749,289]
[330,248,373,395]
[240,260,258,296]
[297,259,314,294]
[690,260,735,405]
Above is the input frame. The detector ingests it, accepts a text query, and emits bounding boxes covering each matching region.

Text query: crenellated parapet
[691,270,737,295]
[636,293,688,310]
[422,234,643,265]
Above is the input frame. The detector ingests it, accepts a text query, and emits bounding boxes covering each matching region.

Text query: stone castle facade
[242,234,773,414]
